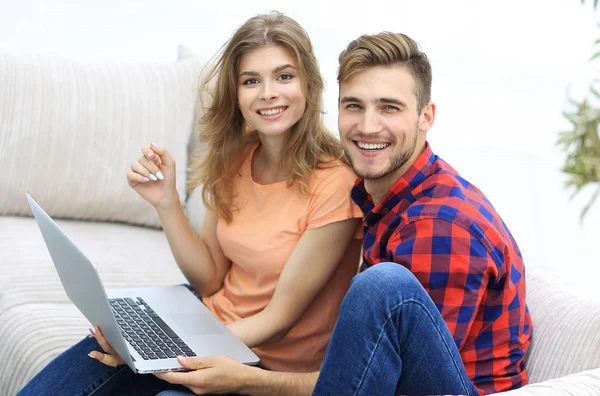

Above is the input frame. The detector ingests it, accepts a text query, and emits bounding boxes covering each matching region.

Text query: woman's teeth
[357,142,390,150]
[259,108,285,116]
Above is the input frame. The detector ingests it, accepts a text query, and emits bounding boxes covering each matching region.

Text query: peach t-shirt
[202,144,362,372]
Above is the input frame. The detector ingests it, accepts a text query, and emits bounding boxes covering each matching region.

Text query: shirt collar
[352,142,436,224]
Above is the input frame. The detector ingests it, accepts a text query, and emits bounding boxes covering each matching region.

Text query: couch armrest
[500,368,600,395]
[523,267,600,382]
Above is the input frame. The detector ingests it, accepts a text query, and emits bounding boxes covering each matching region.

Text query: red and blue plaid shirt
[353,143,532,395]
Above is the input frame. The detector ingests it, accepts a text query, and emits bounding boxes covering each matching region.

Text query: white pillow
[0,46,202,228]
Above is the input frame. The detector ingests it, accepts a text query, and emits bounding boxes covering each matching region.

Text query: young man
[156,32,532,396]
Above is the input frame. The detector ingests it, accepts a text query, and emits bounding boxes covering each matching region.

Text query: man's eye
[384,105,399,111]
[346,104,361,109]
[277,73,294,81]
[242,78,259,85]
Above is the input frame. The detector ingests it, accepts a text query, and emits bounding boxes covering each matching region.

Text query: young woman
[19,11,362,395]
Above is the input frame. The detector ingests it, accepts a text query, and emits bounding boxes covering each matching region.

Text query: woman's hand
[87,325,126,367]
[126,143,179,208]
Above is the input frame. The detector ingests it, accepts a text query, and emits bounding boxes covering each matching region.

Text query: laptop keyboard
[108,297,196,360]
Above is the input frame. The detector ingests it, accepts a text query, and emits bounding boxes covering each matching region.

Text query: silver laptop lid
[26,193,136,371]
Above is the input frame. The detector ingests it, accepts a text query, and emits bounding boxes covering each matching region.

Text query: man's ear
[419,102,436,133]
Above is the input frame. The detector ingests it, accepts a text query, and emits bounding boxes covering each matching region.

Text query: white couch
[1,49,600,396]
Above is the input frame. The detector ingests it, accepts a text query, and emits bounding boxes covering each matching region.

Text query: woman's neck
[252,134,288,184]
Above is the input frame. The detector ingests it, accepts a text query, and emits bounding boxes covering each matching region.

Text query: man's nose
[358,108,383,134]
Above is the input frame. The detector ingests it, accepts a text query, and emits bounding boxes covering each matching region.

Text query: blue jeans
[313,263,479,396]
[17,335,193,395]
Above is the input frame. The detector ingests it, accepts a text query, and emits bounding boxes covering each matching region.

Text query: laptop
[26,193,259,373]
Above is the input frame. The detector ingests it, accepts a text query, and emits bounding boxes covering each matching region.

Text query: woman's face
[237,45,306,137]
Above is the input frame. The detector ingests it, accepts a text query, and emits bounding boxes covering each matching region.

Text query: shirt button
[382,208,389,214]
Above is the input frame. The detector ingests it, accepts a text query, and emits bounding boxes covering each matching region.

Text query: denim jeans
[313,263,480,396]
[17,335,192,395]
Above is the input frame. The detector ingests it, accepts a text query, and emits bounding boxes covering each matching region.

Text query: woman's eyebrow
[272,64,297,73]
[239,64,297,78]
[239,71,259,78]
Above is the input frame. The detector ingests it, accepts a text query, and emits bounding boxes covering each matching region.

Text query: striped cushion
[0,47,201,228]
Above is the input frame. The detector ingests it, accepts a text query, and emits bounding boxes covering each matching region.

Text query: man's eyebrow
[340,97,407,107]
[378,98,407,107]
[239,64,297,78]
[340,96,363,104]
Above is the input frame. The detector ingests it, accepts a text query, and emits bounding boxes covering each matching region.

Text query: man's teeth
[357,142,390,150]
[259,108,285,116]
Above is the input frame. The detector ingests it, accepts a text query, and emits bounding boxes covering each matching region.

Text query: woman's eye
[242,78,259,85]
[277,73,294,81]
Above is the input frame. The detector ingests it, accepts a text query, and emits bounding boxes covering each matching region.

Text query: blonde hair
[188,11,344,222]
[338,32,432,112]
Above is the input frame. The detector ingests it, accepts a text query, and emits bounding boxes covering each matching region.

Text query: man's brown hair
[338,32,432,112]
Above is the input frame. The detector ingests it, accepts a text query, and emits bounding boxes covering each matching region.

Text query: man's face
[338,65,432,181]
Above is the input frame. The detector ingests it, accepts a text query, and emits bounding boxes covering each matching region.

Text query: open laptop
[26,193,259,373]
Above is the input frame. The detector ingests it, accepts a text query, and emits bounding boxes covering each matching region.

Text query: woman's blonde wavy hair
[188,11,345,222]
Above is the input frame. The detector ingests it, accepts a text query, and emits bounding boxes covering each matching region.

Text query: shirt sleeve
[387,217,497,350]
[305,164,362,231]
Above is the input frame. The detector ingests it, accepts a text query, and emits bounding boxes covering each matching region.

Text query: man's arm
[155,356,319,395]
[243,366,319,395]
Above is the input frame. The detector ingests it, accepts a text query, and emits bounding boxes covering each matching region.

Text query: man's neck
[364,143,426,205]
[364,168,404,205]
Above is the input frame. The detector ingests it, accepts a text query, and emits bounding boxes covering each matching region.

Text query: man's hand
[155,355,254,395]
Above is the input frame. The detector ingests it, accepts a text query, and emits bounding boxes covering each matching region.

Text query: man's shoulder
[399,160,510,252]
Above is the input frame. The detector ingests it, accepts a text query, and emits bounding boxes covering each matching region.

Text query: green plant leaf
[580,186,600,222]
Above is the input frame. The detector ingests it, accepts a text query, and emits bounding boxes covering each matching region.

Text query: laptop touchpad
[169,314,225,336]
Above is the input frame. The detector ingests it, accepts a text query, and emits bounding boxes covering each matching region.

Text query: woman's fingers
[88,326,125,366]
[147,143,175,167]
[141,145,164,168]
[93,326,118,356]
[127,170,149,186]
[138,156,163,181]
[88,350,122,367]
[87,327,124,367]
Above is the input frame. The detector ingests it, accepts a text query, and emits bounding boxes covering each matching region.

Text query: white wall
[2,0,599,300]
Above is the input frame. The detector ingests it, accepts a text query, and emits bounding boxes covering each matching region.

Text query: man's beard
[343,128,419,181]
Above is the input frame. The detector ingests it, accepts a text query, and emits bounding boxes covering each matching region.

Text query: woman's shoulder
[309,157,358,189]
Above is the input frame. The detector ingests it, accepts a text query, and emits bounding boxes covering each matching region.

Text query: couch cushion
[0,47,202,228]
[524,265,600,384]
[0,216,187,309]
[0,303,91,396]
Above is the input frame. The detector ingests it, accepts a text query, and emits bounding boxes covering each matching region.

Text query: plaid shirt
[354,143,532,395]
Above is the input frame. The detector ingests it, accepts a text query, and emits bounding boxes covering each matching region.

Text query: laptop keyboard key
[109,297,196,360]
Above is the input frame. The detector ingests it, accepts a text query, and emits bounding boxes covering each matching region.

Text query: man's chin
[352,166,392,181]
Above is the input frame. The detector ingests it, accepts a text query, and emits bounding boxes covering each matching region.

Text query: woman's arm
[128,144,231,296]
[156,203,231,297]
[227,217,361,348]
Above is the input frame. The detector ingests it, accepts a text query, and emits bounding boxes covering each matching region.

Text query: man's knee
[348,262,422,300]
